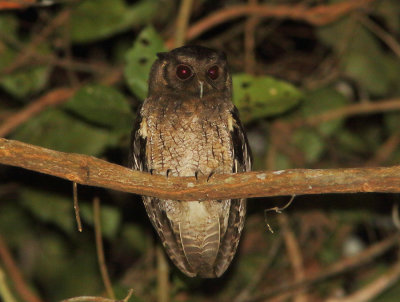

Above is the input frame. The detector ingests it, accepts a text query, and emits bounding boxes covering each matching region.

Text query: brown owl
[129,45,251,278]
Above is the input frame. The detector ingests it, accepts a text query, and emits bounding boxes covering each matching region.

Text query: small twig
[366,130,400,166]
[73,182,82,232]
[0,234,43,302]
[290,98,400,129]
[234,237,282,302]
[0,87,76,137]
[278,213,307,302]
[326,259,400,302]
[60,289,134,302]
[357,14,400,59]
[174,0,194,47]
[2,9,71,74]
[248,233,400,301]
[0,67,122,138]
[244,0,259,74]
[93,198,115,300]
[0,266,17,302]
[156,245,169,302]
[264,195,295,233]
[166,0,376,47]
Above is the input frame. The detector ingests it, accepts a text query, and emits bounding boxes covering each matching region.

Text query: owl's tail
[179,219,221,278]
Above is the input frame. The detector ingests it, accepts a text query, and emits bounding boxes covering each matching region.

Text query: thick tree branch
[1,138,400,201]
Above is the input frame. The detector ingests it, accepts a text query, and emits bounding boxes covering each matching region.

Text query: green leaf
[232,73,302,123]
[124,26,167,100]
[301,87,349,136]
[70,0,161,43]
[0,66,50,98]
[20,189,75,234]
[11,109,118,155]
[64,85,133,130]
[0,42,51,99]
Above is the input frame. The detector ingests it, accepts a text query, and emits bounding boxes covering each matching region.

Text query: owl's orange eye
[207,65,219,80]
[176,65,192,80]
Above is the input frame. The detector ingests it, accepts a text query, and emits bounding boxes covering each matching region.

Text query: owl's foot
[207,171,215,182]
[149,168,172,178]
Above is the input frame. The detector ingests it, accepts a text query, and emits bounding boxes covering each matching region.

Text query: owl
[129,45,251,278]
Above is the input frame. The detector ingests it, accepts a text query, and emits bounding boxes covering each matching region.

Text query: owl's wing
[129,104,197,277]
[129,104,147,172]
[231,106,252,174]
[213,107,252,277]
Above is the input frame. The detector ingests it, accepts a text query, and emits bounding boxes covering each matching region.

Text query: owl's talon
[207,171,215,182]
[150,169,155,175]
[166,169,172,178]
[194,170,203,181]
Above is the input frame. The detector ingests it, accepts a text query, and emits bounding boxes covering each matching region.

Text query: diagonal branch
[1,138,400,201]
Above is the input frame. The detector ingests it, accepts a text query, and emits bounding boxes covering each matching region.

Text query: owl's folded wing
[212,106,252,277]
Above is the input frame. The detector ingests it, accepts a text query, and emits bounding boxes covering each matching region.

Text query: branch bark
[1,138,400,201]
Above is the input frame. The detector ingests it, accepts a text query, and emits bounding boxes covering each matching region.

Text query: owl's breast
[144,101,233,177]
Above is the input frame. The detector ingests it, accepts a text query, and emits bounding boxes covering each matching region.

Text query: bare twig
[326,259,400,302]
[244,0,259,74]
[234,237,282,302]
[278,214,307,302]
[264,195,295,233]
[156,246,169,302]
[174,0,194,47]
[73,182,83,232]
[0,68,122,138]
[357,14,400,59]
[366,130,400,166]
[0,234,43,302]
[166,0,375,47]
[2,138,400,200]
[0,266,17,302]
[0,87,76,137]
[249,233,400,301]
[2,9,71,74]
[93,198,115,300]
[290,99,400,129]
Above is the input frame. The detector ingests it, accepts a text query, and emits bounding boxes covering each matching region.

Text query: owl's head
[148,45,231,99]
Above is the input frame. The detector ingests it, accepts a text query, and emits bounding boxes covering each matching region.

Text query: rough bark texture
[1,138,400,201]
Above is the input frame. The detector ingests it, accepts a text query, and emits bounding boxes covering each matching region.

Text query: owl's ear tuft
[157,52,169,60]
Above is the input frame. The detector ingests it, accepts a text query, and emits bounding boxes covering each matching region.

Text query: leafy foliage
[1,0,400,301]
[124,26,167,100]
[232,73,302,122]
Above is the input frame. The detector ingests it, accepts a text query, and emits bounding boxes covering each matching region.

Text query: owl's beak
[199,81,204,99]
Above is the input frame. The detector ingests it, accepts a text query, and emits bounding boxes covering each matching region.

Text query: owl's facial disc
[151,46,231,98]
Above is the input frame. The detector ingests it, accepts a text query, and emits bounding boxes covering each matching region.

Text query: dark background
[1,0,400,301]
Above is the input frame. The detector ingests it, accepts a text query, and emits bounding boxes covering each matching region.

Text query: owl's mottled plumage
[129,45,251,278]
